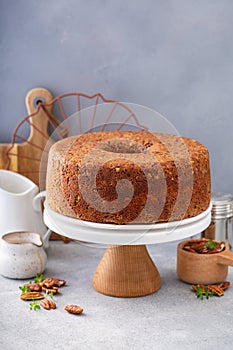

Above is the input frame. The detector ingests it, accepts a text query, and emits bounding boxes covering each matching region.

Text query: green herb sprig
[45,291,54,300]
[19,285,31,293]
[195,285,215,300]
[34,273,44,283]
[205,238,218,251]
[29,301,41,311]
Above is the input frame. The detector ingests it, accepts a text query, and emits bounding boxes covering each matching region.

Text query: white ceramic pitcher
[0,170,47,237]
[0,231,49,279]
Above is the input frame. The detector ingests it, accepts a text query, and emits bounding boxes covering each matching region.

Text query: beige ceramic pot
[177,240,233,284]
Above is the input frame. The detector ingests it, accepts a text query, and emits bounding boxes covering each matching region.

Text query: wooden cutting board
[0,87,53,186]
[0,144,17,171]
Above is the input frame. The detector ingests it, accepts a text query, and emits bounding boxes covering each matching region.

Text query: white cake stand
[44,201,211,297]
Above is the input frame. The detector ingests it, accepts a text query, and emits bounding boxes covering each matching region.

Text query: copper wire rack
[5,88,148,189]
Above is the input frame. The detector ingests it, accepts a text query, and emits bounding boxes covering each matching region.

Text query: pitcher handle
[33,191,46,212]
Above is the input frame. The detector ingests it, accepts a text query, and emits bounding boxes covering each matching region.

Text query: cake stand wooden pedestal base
[43,200,211,298]
[92,245,161,297]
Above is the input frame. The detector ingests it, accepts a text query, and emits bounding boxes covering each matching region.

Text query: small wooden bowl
[177,239,233,284]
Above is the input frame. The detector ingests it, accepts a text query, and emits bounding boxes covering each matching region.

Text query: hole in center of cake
[98,138,146,154]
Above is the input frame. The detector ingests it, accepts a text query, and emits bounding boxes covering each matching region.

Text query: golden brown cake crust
[46,131,211,224]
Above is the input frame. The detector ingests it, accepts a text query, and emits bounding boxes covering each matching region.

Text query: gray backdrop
[1,0,233,194]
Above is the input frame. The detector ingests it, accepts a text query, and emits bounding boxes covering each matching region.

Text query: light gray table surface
[1,240,233,350]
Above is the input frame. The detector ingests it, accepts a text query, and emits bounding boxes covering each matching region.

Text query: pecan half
[52,279,66,287]
[64,305,83,315]
[23,283,42,292]
[207,285,224,296]
[42,286,60,294]
[20,292,44,301]
[218,281,230,291]
[42,278,66,288]
[41,278,56,288]
[183,246,196,253]
[40,299,56,310]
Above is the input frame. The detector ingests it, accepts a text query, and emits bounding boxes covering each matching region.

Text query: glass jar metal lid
[211,192,233,219]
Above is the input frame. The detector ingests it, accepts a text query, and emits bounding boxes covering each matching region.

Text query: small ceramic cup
[177,239,233,284]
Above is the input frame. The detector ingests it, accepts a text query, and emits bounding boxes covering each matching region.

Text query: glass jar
[202,192,233,248]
